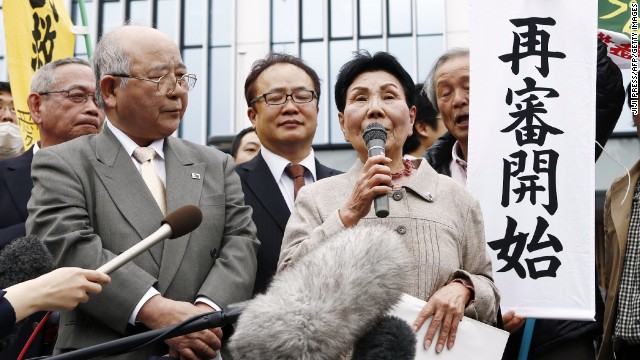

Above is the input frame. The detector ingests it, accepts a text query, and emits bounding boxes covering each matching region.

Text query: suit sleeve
[26,148,157,334]
[197,153,259,306]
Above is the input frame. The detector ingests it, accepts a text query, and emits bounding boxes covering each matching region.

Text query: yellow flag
[3,0,75,149]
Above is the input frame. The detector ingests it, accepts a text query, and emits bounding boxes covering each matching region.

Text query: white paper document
[389,294,509,360]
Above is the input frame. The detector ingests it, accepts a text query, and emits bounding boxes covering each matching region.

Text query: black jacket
[235,152,342,295]
[423,132,456,176]
[595,38,625,161]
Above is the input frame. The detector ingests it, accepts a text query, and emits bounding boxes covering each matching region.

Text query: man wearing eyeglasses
[236,53,341,296]
[27,26,259,360]
[0,58,103,249]
[0,57,104,358]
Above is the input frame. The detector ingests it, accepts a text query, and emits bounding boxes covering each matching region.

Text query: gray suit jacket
[26,126,259,358]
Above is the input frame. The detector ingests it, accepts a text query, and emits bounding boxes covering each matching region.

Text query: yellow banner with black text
[3,0,75,149]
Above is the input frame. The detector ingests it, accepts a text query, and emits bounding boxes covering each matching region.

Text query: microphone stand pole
[47,304,244,360]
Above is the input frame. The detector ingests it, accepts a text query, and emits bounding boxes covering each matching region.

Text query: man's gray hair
[91,29,132,108]
[30,57,91,94]
[423,48,469,112]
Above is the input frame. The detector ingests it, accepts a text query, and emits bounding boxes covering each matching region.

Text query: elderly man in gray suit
[26,25,259,360]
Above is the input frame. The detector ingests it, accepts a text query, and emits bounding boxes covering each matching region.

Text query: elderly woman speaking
[277,51,499,353]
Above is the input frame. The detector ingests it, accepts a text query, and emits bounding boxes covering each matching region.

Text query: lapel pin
[425,192,434,202]
[191,173,201,180]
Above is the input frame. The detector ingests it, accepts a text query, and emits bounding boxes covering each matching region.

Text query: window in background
[99,0,121,38]
[181,48,204,144]
[155,0,177,41]
[71,0,95,60]
[127,0,148,26]
[272,0,445,145]
[207,0,233,139]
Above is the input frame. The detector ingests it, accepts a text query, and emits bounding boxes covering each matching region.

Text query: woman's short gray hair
[423,48,469,112]
[30,57,91,94]
[91,29,132,108]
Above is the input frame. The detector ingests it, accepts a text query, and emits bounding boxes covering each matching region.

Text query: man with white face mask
[0,82,23,160]
[0,59,104,250]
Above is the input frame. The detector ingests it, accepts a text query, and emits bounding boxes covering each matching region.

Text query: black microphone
[47,302,248,360]
[97,205,202,274]
[0,234,53,289]
[229,225,411,359]
[0,235,53,351]
[363,122,389,218]
[352,315,417,360]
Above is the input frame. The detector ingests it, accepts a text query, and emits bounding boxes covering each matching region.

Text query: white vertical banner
[468,0,596,320]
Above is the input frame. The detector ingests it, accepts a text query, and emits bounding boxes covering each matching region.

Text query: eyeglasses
[39,88,99,105]
[109,73,197,94]
[250,89,317,106]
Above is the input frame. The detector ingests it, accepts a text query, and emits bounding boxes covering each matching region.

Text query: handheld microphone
[229,225,411,359]
[96,205,202,274]
[363,122,389,218]
[352,315,417,360]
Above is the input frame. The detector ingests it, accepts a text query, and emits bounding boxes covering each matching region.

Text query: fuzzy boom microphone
[229,225,411,360]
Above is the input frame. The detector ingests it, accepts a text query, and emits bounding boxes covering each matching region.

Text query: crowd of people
[0,23,634,360]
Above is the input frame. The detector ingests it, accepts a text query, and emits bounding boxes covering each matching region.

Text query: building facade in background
[0,0,635,187]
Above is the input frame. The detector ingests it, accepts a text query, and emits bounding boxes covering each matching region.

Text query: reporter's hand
[138,296,221,360]
[412,282,470,353]
[502,310,525,333]
[5,267,111,322]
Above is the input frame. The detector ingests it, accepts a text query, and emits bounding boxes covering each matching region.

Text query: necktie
[133,147,167,216]
[286,164,306,199]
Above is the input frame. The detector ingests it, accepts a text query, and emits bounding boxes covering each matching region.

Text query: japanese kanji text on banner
[469,0,596,320]
[3,0,76,149]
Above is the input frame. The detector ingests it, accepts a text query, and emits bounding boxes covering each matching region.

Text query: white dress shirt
[449,140,467,186]
[260,146,317,211]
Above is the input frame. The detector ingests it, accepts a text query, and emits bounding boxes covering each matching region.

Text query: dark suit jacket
[27,126,259,359]
[0,148,33,249]
[236,152,341,295]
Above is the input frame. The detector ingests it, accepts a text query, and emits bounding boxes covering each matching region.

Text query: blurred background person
[0,82,23,160]
[278,51,499,355]
[231,126,261,164]
[402,83,445,160]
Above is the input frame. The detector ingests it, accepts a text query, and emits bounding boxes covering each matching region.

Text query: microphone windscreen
[0,234,53,289]
[162,204,203,239]
[229,225,411,360]
[352,315,417,360]
[363,122,387,143]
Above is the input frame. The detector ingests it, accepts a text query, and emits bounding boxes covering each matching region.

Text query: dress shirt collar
[449,140,467,186]
[260,146,317,181]
[106,119,165,160]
